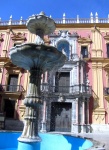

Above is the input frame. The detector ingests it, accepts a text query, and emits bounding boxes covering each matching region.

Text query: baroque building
[0,13,109,133]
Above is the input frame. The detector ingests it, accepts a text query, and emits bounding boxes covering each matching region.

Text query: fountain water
[9,12,66,150]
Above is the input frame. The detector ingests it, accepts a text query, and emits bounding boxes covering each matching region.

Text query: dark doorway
[50,102,72,132]
[7,74,18,92]
[55,72,70,93]
[4,99,15,118]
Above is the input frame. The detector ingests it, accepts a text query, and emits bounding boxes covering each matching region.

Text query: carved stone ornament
[19,105,26,120]
[78,36,92,44]
[11,32,26,41]
[0,33,3,44]
[58,30,69,38]
[104,63,109,71]
[104,34,109,41]
[4,61,21,72]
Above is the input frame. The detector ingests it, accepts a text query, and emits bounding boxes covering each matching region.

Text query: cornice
[0,23,109,31]
[91,58,109,63]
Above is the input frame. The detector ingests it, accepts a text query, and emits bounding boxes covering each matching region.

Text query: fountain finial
[26,12,56,36]
[39,11,46,16]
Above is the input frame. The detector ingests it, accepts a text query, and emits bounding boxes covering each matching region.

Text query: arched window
[57,40,70,58]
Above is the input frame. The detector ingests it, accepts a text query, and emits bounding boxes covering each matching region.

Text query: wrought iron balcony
[0,85,25,93]
[41,83,92,97]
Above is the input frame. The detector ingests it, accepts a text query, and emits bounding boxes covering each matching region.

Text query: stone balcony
[0,84,25,98]
[41,83,92,99]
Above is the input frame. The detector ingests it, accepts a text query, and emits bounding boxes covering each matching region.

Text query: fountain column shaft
[18,68,42,142]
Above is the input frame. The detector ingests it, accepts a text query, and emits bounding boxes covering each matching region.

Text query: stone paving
[78,133,109,150]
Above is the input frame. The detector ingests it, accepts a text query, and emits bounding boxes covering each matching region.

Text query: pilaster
[1,30,10,57]
[91,28,103,57]
[92,62,105,124]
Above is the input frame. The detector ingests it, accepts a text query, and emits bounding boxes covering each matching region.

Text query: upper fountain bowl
[26,11,56,35]
[9,12,66,72]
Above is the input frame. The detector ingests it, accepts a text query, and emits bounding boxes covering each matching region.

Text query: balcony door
[7,74,18,92]
[55,72,70,93]
[50,102,72,132]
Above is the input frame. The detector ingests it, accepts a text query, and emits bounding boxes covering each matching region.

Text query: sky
[0,0,109,21]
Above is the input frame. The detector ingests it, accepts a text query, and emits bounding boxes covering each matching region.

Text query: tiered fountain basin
[9,43,65,71]
[0,132,93,150]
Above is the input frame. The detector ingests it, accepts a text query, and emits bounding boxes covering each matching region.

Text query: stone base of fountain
[18,141,40,150]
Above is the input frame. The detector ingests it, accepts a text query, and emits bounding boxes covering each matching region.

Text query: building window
[55,72,70,93]
[7,74,18,92]
[81,46,88,58]
[107,44,109,58]
[57,40,69,58]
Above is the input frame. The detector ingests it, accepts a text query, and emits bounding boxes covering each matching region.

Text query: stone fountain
[9,12,66,149]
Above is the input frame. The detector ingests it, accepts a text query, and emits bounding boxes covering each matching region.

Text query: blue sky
[0,0,109,20]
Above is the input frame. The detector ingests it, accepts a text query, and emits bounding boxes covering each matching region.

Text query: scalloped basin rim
[9,43,66,71]
[10,43,63,55]
[0,132,93,150]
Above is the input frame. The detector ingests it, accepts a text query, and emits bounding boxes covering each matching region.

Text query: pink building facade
[0,13,109,132]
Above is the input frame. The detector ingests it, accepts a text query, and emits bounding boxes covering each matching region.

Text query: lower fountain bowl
[9,43,66,72]
[0,131,93,150]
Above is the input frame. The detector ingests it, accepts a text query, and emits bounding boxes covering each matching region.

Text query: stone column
[80,62,83,92]
[40,100,47,132]
[18,68,42,142]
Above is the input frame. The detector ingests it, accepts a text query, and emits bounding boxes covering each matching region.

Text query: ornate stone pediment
[104,33,109,41]
[104,63,109,71]
[11,32,26,41]
[4,61,21,72]
[78,36,92,44]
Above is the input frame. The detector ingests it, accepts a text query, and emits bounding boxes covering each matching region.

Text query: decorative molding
[0,33,3,43]
[78,36,92,44]
[11,32,26,42]
[0,33,4,46]
[104,33,109,42]
[19,105,25,120]
[103,63,109,71]
[104,96,109,102]
[93,109,105,124]
[4,61,21,72]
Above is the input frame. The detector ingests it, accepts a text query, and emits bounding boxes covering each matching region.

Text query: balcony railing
[104,87,109,95]
[41,84,92,96]
[0,85,25,92]
[0,14,109,26]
